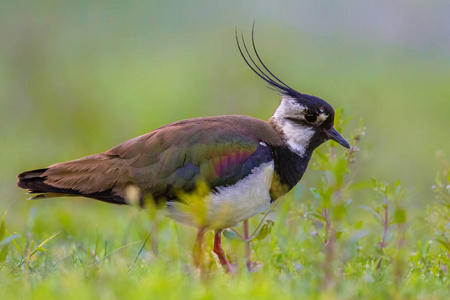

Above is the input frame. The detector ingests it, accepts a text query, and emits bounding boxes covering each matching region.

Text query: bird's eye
[304,114,317,122]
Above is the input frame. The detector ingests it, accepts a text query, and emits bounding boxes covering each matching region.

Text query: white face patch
[273,96,306,122]
[281,121,314,156]
[272,96,315,156]
[317,113,329,123]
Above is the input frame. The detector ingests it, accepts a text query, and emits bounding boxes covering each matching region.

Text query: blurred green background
[1,0,449,227]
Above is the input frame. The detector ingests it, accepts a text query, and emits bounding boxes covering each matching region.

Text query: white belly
[167,161,274,230]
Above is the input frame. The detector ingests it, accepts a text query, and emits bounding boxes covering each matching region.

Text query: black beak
[327,128,350,149]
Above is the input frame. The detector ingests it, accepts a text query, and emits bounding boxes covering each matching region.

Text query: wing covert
[106,117,275,200]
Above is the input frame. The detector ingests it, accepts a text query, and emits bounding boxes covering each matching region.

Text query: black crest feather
[236,23,302,98]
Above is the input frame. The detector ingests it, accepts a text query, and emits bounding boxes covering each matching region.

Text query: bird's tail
[17,154,128,205]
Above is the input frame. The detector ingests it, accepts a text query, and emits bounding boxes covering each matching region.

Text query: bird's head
[236,26,350,157]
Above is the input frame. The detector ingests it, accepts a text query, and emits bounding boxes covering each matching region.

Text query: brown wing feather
[17,164,128,204]
[41,154,131,194]
[17,115,284,204]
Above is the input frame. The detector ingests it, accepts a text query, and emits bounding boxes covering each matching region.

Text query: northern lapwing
[17,28,350,273]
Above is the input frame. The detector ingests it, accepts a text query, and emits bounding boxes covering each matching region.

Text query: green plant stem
[243,220,251,271]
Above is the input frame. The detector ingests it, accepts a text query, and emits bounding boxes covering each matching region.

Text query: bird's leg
[243,219,252,272]
[192,229,205,269]
[213,231,232,273]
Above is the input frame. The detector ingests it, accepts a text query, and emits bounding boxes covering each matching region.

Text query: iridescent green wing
[106,117,273,201]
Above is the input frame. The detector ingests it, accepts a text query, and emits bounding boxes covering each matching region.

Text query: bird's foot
[211,250,237,273]
[246,260,262,272]
[213,231,234,273]
[192,229,205,270]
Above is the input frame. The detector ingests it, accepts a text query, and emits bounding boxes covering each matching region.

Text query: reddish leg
[213,231,232,273]
[192,229,205,269]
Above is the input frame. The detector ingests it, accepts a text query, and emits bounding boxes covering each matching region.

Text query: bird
[16,27,350,273]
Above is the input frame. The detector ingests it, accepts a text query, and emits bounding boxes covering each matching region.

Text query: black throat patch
[268,145,311,201]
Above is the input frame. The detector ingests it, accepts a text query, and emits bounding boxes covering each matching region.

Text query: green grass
[1,119,449,299]
[1,2,450,298]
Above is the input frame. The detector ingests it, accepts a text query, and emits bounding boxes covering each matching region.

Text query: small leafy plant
[1,117,449,299]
